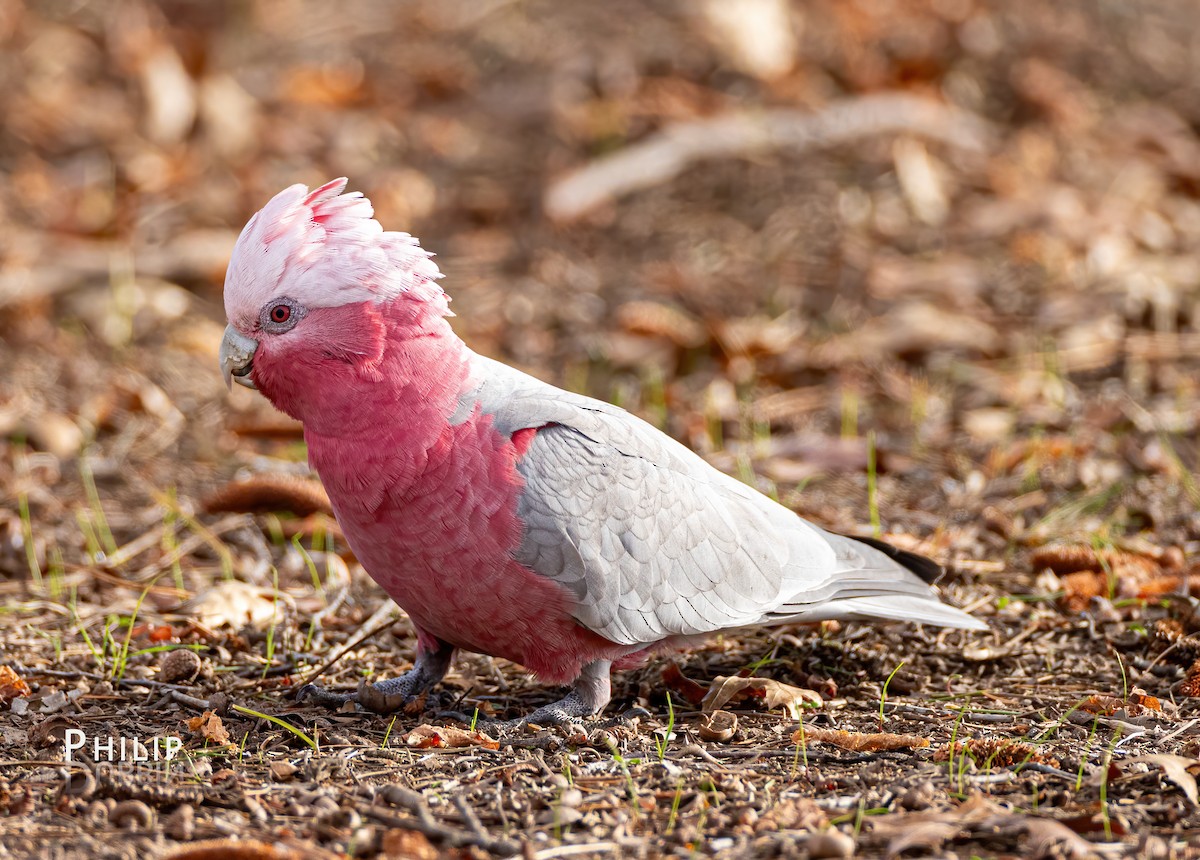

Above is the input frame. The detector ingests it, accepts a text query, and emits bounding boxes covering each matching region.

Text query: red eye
[270,304,291,324]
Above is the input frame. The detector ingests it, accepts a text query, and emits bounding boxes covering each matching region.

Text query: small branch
[365,789,521,856]
[544,93,995,222]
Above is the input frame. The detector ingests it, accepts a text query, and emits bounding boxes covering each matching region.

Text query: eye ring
[259,297,304,333]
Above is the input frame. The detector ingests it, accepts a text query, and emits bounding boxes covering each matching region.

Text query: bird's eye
[259,297,303,333]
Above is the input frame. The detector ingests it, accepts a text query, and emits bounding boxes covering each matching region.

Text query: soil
[4,0,1200,857]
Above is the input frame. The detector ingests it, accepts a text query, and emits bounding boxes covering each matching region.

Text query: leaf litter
[4,0,1200,857]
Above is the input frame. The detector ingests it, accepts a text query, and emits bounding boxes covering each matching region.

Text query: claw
[295,683,355,709]
[357,679,415,714]
[602,705,651,728]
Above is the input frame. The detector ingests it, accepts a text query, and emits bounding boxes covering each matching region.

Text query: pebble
[805,830,855,859]
[270,761,298,782]
[898,779,936,811]
[164,804,194,840]
[558,788,583,808]
[25,412,83,460]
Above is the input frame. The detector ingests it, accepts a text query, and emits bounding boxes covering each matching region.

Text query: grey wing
[465,354,984,646]
[513,423,814,644]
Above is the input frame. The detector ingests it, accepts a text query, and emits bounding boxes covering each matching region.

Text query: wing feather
[462,353,985,644]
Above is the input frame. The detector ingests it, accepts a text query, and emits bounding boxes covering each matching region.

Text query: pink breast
[316,413,632,684]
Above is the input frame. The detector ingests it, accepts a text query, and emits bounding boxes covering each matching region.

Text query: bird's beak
[219,325,259,390]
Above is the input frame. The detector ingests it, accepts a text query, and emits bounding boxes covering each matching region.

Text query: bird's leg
[298,634,455,714]
[502,659,612,728]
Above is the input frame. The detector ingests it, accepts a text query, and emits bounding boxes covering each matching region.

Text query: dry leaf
[754,797,828,833]
[202,474,333,517]
[661,663,709,705]
[1012,817,1099,860]
[28,714,83,748]
[883,820,961,857]
[1080,692,1160,717]
[177,581,293,630]
[1119,755,1200,805]
[701,676,822,718]
[697,710,738,743]
[188,710,230,745]
[700,0,796,81]
[161,838,304,860]
[269,761,298,782]
[798,727,929,752]
[403,724,499,750]
[0,666,31,705]
[616,300,707,348]
[381,828,438,860]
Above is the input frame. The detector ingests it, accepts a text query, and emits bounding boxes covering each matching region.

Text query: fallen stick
[544,92,995,223]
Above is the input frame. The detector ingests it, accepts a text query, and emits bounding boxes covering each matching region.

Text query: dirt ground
[5,0,1200,857]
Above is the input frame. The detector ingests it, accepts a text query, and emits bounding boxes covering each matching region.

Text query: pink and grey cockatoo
[219,179,986,724]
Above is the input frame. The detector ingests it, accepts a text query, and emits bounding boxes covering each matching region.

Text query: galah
[219,179,986,724]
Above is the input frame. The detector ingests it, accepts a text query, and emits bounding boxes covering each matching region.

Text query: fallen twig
[544,93,995,222]
[367,786,521,856]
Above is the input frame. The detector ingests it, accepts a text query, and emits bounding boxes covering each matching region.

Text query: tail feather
[765,529,988,630]
[843,533,943,584]
[836,595,988,629]
[766,594,987,630]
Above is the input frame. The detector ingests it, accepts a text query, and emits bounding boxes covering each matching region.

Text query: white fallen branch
[544,93,995,223]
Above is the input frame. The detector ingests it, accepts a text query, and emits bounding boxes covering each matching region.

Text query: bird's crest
[223,178,445,327]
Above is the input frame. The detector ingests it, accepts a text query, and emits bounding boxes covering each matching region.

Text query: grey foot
[296,672,431,714]
[500,690,602,729]
[495,659,613,731]
[297,638,454,715]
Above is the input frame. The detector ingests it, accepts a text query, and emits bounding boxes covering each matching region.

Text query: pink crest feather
[223,178,444,328]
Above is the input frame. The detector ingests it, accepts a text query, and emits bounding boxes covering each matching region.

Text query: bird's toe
[295,683,355,709]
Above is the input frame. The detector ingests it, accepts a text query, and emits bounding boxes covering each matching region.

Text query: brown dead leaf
[754,797,828,833]
[161,839,304,860]
[404,724,499,751]
[701,676,822,718]
[29,715,83,749]
[883,820,961,857]
[616,300,707,348]
[188,710,230,745]
[662,663,708,705]
[176,580,294,630]
[1080,692,1160,717]
[697,710,738,743]
[381,828,438,860]
[798,727,929,752]
[1119,755,1200,805]
[203,474,333,518]
[1012,817,1100,860]
[0,666,31,705]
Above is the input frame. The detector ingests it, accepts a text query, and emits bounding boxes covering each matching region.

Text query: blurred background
[8,5,1200,852]
[4,0,1200,586]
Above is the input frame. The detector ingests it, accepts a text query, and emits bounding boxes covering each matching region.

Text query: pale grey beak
[219,325,259,390]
